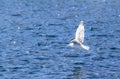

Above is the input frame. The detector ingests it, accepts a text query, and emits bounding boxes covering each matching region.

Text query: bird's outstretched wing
[75,21,84,43]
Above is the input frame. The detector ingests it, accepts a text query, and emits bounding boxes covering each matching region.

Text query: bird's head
[71,38,76,43]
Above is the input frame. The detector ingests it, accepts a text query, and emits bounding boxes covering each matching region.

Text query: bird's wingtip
[80,20,84,24]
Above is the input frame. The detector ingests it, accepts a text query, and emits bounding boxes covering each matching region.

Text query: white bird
[68,21,90,50]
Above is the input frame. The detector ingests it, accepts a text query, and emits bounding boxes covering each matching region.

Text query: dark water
[0,0,120,79]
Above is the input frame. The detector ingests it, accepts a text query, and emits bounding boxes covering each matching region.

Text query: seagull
[68,21,90,50]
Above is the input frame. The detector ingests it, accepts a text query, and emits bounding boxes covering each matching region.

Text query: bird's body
[68,21,90,50]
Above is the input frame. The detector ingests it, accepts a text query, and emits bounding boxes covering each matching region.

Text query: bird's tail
[80,43,90,50]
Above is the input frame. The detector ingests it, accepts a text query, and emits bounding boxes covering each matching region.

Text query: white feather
[75,21,84,43]
[80,43,90,50]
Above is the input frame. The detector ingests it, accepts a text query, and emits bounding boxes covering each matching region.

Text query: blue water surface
[0,0,120,79]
